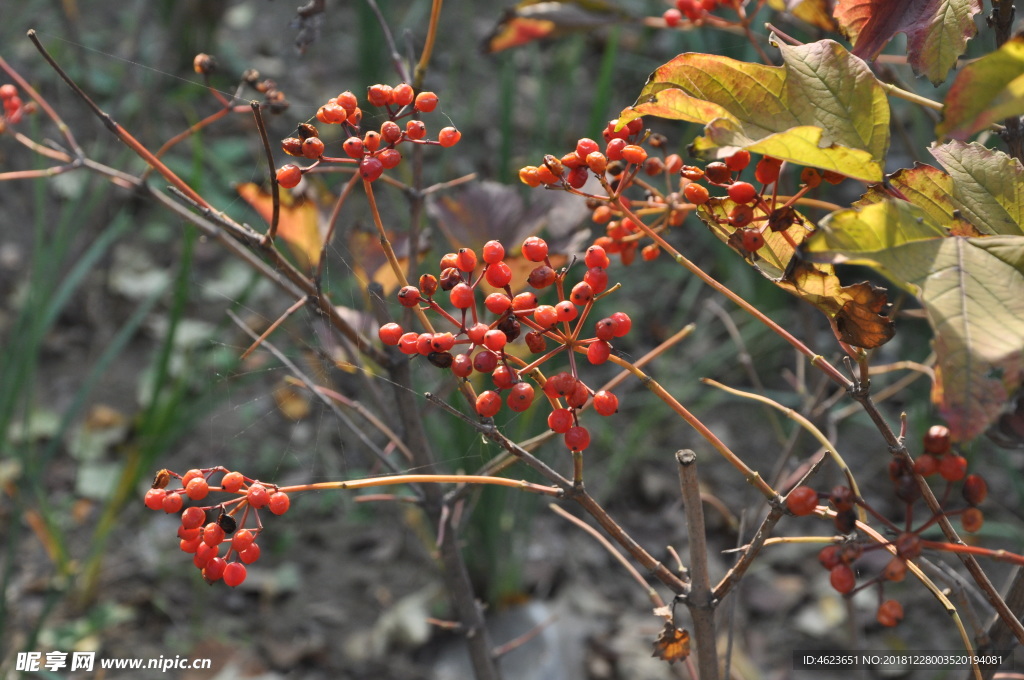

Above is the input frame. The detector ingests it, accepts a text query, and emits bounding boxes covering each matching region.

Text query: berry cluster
[662,0,736,26]
[0,83,29,127]
[143,467,292,587]
[275,84,459,187]
[784,425,989,628]
[519,117,690,265]
[378,237,632,452]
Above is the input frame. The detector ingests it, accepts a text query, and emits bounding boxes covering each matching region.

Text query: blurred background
[1,1,1020,678]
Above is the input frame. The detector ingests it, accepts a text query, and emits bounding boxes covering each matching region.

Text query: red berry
[605,138,627,161]
[405,120,427,140]
[595,318,616,341]
[533,305,558,328]
[397,285,421,307]
[609,312,631,337]
[485,261,513,288]
[585,245,610,269]
[476,390,502,418]
[727,181,758,204]
[360,156,384,182]
[663,8,683,26]
[620,144,647,165]
[962,474,988,505]
[438,127,461,147]
[786,485,819,516]
[180,536,202,553]
[739,227,765,252]
[203,522,226,547]
[704,162,731,184]
[398,332,420,354]
[221,471,244,493]
[301,136,325,159]
[392,83,414,107]
[268,491,291,515]
[547,408,574,433]
[755,157,781,184]
[593,390,618,416]
[482,240,505,264]
[576,138,600,158]
[343,136,365,158]
[144,488,167,511]
[570,281,594,305]
[800,167,822,188]
[876,599,904,627]
[367,84,393,107]
[162,492,184,514]
[231,529,256,552]
[883,557,907,582]
[181,506,206,530]
[380,120,403,143]
[485,292,512,315]
[913,454,939,476]
[483,329,508,351]
[939,454,967,482]
[511,292,538,312]
[829,563,856,594]
[239,543,261,564]
[414,91,439,112]
[818,545,842,570]
[203,557,227,582]
[555,300,578,323]
[587,340,611,365]
[473,351,499,373]
[276,164,302,189]
[725,150,751,172]
[450,282,475,309]
[683,183,710,205]
[378,148,402,169]
[223,562,247,587]
[586,151,608,174]
[193,542,218,568]
[584,267,608,295]
[379,322,404,345]
[923,424,952,454]
[522,236,549,262]
[961,507,984,533]
[829,486,855,512]
[507,382,536,412]
[0,84,17,99]
[336,91,358,111]
[247,483,270,508]
[456,248,478,273]
[186,477,209,500]
[363,132,382,153]
[564,426,591,452]
[729,205,754,228]
[452,353,474,377]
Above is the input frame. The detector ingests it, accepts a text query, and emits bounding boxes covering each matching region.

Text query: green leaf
[937,37,1024,140]
[834,0,981,85]
[625,39,889,181]
[807,199,1024,441]
[929,141,1024,236]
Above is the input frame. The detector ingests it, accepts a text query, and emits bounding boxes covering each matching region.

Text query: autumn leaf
[937,37,1024,140]
[482,0,630,53]
[929,141,1024,236]
[806,198,1024,441]
[237,183,323,269]
[696,198,893,348]
[853,163,978,235]
[833,0,981,85]
[767,0,836,31]
[623,39,889,181]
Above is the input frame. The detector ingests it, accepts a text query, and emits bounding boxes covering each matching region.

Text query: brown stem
[676,450,720,680]
[250,102,280,240]
[991,0,1024,161]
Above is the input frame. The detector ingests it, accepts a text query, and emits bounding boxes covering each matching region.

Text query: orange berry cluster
[275,84,459,188]
[378,237,631,452]
[144,467,292,587]
[0,83,28,127]
[519,117,688,266]
[784,424,989,628]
